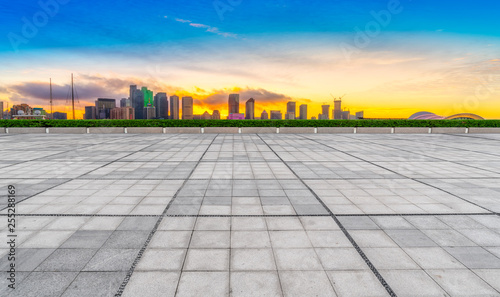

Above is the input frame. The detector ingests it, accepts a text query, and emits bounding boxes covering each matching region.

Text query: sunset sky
[1,0,499,119]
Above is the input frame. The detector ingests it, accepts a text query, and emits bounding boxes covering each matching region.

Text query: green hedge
[1,119,500,128]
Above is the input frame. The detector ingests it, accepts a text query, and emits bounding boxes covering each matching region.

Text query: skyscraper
[321,105,330,119]
[170,95,179,119]
[286,101,296,119]
[154,92,168,119]
[0,101,3,119]
[95,98,116,119]
[182,96,193,120]
[270,110,282,120]
[84,106,96,119]
[299,104,307,119]
[334,99,342,119]
[129,85,137,102]
[228,94,239,114]
[245,98,255,119]
[111,107,134,119]
[142,87,153,107]
[261,110,269,120]
[144,106,156,119]
[133,89,144,119]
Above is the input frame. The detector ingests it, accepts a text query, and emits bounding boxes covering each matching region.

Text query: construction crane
[330,93,346,101]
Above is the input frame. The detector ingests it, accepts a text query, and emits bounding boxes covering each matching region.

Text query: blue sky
[0,0,499,118]
[1,0,499,51]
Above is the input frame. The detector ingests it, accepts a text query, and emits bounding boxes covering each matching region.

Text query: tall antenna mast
[71,73,75,120]
[50,78,53,118]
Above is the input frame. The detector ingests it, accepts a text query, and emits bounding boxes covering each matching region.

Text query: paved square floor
[1,133,500,296]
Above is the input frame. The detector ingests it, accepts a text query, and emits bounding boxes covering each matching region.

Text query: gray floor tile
[10,272,78,297]
[380,270,448,297]
[279,271,336,297]
[35,248,97,272]
[61,271,126,297]
[231,271,282,297]
[428,269,498,296]
[122,271,180,297]
[444,246,500,268]
[176,272,229,297]
[327,270,388,297]
[83,249,139,271]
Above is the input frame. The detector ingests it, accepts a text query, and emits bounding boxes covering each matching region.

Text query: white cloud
[172,18,238,38]
[175,18,192,23]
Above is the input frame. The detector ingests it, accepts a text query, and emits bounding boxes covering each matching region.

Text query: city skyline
[0,1,499,119]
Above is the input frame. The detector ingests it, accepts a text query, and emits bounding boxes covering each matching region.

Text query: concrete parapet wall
[279,127,315,134]
[240,127,277,134]
[204,127,239,134]
[88,127,125,134]
[164,127,201,134]
[48,127,87,134]
[127,127,163,134]
[394,127,430,134]
[468,127,500,134]
[317,127,355,134]
[7,127,47,134]
[2,126,500,134]
[356,127,393,134]
[431,127,467,134]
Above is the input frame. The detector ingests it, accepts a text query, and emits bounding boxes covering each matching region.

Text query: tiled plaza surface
[1,133,500,296]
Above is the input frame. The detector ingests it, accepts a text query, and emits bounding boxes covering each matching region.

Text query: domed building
[409,112,484,120]
[408,112,445,120]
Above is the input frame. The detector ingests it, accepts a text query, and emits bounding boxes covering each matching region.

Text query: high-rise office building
[212,110,220,120]
[182,96,193,120]
[95,98,116,119]
[299,104,307,119]
[120,98,131,108]
[129,85,137,112]
[321,105,330,119]
[111,107,134,119]
[144,106,156,119]
[133,89,144,119]
[228,94,239,114]
[270,110,282,120]
[170,95,179,119]
[141,87,155,119]
[342,110,350,120]
[286,101,296,119]
[84,106,96,119]
[0,102,3,119]
[245,98,255,119]
[334,99,342,119]
[129,85,137,102]
[261,110,269,120]
[142,87,153,106]
[154,92,168,119]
